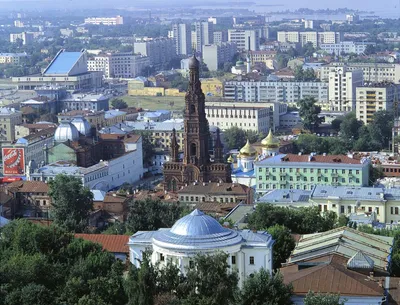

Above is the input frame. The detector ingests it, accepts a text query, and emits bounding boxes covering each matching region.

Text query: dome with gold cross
[261,130,280,148]
[239,139,257,157]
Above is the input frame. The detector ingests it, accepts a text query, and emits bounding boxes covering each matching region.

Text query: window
[189,260,194,269]
[340,205,345,214]
[160,253,165,261]
[231,256,236,265]
[249,256,255,265]
[376,207,380,215]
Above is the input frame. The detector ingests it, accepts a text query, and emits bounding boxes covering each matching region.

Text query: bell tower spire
[170,128,179,162]
[214,128,224,163]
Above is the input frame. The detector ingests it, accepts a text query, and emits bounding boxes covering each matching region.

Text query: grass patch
[120,95,186,111]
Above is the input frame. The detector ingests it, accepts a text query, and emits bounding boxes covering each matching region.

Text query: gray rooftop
[258,189,311,204]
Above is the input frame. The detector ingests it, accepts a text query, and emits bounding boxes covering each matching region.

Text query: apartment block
[0,53,28,65]
[321,62,400,84]
[172,24,192,55]
[87,52,149,78]
[84,15,123,25]
[224,81,328,107]
[328,67,364,111]
[249,51,277,69]
[320,42,375,55]
[194,21,213,53]
[213,31,228,44]
[228,29,260,51]
[0,108,23,144]
[255,154,370,193]
[133,38,176,67]
[356,83,399,124]
[10,32,34,45]
[277,31,342,47]
[202,42,237,71]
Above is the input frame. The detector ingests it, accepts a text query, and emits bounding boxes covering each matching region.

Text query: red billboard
[2,148,25,176]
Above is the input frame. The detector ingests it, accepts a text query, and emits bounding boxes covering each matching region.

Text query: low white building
[128,209,274,287]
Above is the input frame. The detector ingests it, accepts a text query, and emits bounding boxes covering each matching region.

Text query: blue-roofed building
[12,49,103,90]
[128,209,274,287]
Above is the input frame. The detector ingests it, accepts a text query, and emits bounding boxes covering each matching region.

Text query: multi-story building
[87,52,150,79]
[277,31,342,47]
[194,21,213,53]
[356,83,399,124]
[60,93,111,112]
[320,62,400,84]
[172,23,192,56]
[202,42,237,71]
[328,67,364,111]
[0,108,23,144]
[213,31,228,44]
[320,42,375,55]
[255,153,370,193]
[228,29,260,51]
[224,81,328,107]
[133,38,176,68]
[84,15,124,25]
[205,101,285,133]
[9,32,34,45]
[249,51,277,69]
[0,53,28,65]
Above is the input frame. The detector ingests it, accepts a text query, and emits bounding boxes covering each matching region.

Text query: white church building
[128,209,275,286]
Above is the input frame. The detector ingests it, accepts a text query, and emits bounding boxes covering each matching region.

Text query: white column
[178,257,184,274]
[238,251,244,287]
[228,253,232,272]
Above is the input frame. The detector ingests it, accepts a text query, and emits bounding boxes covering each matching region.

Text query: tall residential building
[202,42,237,71]
[84,15,124,25]
[133,38,176,67]
[255,153,370,192]
[277,31,342,47]
[224,81,328,107]
[213,31,228,44]
[87,52,150,78]
[328,67,364,112]
[0,108,23,144]
[194,21,213,53]
[228,29,260,51]
[9,32,34,45]
[172,24,192,56]
[320,63,400,84]
[356,83,399,124]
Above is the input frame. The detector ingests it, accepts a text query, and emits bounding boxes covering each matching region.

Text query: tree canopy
[304,291,346,305]
[297,97,322,132]
[223,126,265,150]
[111,98,128,109]
[267,225,296,270]
[48,175,93,233]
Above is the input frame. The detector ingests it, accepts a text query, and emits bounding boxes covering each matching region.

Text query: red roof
[74,234,129,253]
[280,154,361,164]
[7,181,49,193]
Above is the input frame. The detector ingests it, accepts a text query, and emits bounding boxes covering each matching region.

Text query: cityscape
[2,1,400,304]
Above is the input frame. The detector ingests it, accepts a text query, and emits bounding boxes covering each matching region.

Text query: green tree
[111,98,128,109]
[369,110,394,147]
[137,131,154,166]
[267,225,295,269]
[297,97,322,132]
[126,198,183,233]
[339,112,362,141]
[369,165,384,186]
[48,175,93,233]
[338,214,349,227]
[301,42,316,57]
[223,126,247,150]
[240,270,293,305]
[304,291,345,305]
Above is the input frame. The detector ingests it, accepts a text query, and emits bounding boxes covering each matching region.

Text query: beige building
[328,67,364,111]
[0,53,28,65]
[228,29,260,51]
[249,51,277,69]
[84,15,123,25]
[356,83,399,124]
[0,108,22,144]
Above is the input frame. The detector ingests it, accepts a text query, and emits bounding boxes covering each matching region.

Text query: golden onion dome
[261,129,280,148]
[239,139,257,157]
[227,155,234,163]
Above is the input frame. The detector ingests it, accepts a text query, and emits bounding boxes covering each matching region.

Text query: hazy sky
[0,0,399,13]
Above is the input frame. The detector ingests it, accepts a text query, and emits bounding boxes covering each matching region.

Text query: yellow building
[249,51,277,70]
[0,53,28,65]
[200,78,224,97]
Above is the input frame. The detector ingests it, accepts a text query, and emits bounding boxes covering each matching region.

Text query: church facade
[163,56,231,191]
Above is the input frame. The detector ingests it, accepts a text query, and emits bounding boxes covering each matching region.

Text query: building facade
[133,38,176,68]
[60,93,111,112]
[228,29,260,51]
[202,42,237,71]
[356,83,399,124]
[194,21,213,53]
[255,154,370,193]
[0,108,23,144]
[320,42,375,55]
[9,32,34,45]
[0,53,28,65]
[328,67,364,111]
[172,24,192,56]
[84,15,124,25]
[277,31,342,47]
[163,56,232,191]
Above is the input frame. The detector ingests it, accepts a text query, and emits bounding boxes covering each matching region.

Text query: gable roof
[74,234,129,253]
[282,255,383,297]
[7,181,49,193]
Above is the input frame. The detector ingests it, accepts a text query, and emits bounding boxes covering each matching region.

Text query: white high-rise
[194,21,213,53]
[328,67,364,112]
[228,29,260,51]
[172,24,192,56]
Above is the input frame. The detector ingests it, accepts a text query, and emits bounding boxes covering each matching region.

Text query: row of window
[258,167,360,175]
[159,253,255,266]
[259,175,360,184]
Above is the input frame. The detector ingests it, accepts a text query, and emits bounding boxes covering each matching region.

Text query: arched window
[190,143,197,156]
[190,104,196,114]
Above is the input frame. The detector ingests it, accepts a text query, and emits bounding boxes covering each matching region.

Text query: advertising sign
[2,148,25,175]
